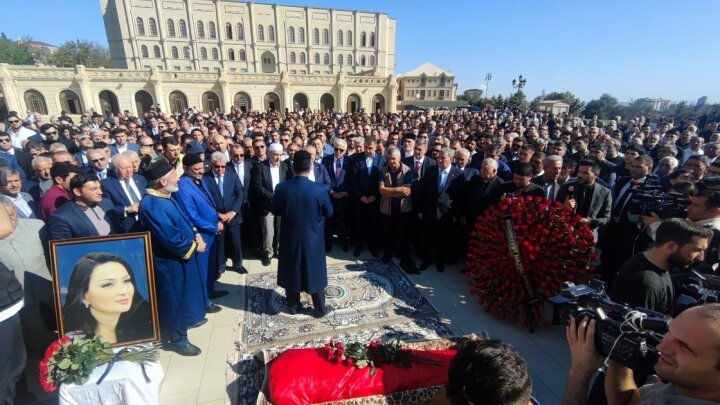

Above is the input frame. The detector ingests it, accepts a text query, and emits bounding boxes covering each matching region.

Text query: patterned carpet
[226,260,455,404]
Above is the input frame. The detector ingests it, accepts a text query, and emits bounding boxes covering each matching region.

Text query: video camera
[673,271,720,317]
[627,184,690,219]
[547,280,668,374]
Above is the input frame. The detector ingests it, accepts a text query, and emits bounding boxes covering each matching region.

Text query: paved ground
[157,248,570,405]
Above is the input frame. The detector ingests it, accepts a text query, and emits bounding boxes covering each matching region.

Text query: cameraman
[564,303,720,404]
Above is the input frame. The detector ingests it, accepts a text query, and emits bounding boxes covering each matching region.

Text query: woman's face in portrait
[83,262,135,316]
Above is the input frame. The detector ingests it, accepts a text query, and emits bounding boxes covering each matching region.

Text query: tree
[583,93,621,120]
[458,94,485,108]
[506,91,529,111]
[49,39,110,68]
[529,91,585,115]
[0,33,35,65]
[490,94,506,109]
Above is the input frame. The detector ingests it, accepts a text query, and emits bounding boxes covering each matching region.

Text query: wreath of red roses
[465,195,597,329]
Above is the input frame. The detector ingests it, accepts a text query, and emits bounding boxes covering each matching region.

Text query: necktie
[335,160,342,181]
[236,164,244,186]
[125,180,140,204]
[414,160,421,176]
[546,182,556,200]
[217,176,224,197]
[439,170,447,189]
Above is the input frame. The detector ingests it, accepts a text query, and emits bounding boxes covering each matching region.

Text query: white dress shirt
[270,164,280,191]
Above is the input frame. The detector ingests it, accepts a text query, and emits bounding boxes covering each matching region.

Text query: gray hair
[482,158,498,170]
[111,153,131,167]
[210,151,226,163]
[439,147,455,159]
[334,138,347,149]
[121,150,139,159]
[31,156,52,169]
[659,156,678,168]
[386,147,401,158]
[416,138,428,147]
[456,148,470,159]
[543,155,563,167]
[48,143,68,153]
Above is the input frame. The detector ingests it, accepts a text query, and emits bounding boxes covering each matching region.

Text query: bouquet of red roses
[39,335,159,392]
[324,338,440,376]
[466,196,596,329]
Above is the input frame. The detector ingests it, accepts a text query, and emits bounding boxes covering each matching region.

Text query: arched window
[268,25,275,42]
[323,53,330,65]
[167,19,176,37]
[337,30,343,46]
[360,55,366,66]
[289,52,296,64]
[208,22,216,39]
[439,74,446,86]
[322,28,329,45]
[183,46,191,59]
[299,52,306,64]
[148,18,158,36]
[237,23,244,40]
[361,32,366,47]
[141,45,148,57]
[179,19,187,37]
[338,54,343,66]
[313,28,319,44]
[228,49,235,60]
[347,30,352,46]
[171,46,179,59]
[211,48,219,60]
[347,54,352,66]
[369,55,375,66]
[287,27,295,43]
[200,47,208,60]
[298,27,305,44]
[239,49,246,61]
[136,18,145,36]
[370,33,376,47]
[226,23,233,39]
[257,25,265,41]
[197,21,205,38]
[313,53,320,64]
[153,45,161,58]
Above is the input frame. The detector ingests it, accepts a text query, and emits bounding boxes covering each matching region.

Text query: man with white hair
[322,138,352,253]
[101,153,149,232]
[84,149,110,180]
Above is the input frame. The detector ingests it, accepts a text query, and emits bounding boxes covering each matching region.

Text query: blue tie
[439,170,446,189]
[217,176,224,197]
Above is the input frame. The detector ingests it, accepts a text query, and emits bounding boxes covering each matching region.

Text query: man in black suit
[101,154,148,232]
[303,144,331,190]
[531,155,565,201]
[417,147,464,272]
[464,158,503,226]
[495,163,545,199]
[205,151,246,276]
[0,132,32,178]
[402,138,435,253]
[588,142,617,189]
[322,139,352,252]
[84,149,111,180]
[228,144,254,253]
[350,137,385,257]
[556,159,612,239]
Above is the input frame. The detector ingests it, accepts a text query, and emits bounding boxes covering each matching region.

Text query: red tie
[414,160,421,175]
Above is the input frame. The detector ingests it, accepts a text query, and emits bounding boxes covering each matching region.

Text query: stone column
[149,67,165,111]
[218,71,231,112]
[0,64,21,112]
[74,65,95,112]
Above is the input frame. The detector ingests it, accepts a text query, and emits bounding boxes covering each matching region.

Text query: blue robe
[139,189,206,343]
[271,176,333,294]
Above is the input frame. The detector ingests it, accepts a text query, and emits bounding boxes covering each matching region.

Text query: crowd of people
[1,103,720,404]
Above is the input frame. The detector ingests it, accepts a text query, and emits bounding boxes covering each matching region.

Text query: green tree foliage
[506,91,529,111]
[583,93,622,119]
[458,94,485,107]
[48,39,110,68]
[0,33,35,65]
[490,94,506,109]
[530,91,585,114]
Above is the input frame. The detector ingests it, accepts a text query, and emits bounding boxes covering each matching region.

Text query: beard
[667,251,694,268]
[166,185,179,193]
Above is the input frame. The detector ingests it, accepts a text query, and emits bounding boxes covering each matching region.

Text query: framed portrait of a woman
[49,232,160,347]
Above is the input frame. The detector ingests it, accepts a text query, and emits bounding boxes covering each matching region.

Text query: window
[337,30,343,46]
[200,47,208,60]
[338,54,343,65]
[298,27,305,44]
[211,48,219,60]
[322,28,329,45]
[347,30,352,46]
[141,45,148,57]
[314,53,320,64]
[174,66,181,71]
[290,52,296,64]
[208,22,216,39]
[268,25,275,42]
[360,55,366,66]
[300,52,306,64]
[347,54,352,66]
[136,18,145,36]
[226,23,233,39]
[237,23,244,40]
[370,32,375,47]
[167,19,176,37]
[439,74,446,86]
[369,55,375,66]
[323,53,330,65]
[171,46,179,59]
[257,25,264,41]
[153,45,161,58]
[228,49,235,60]
[361,32,366,47]
[197,21,205,38]
[179,20,187,37]
[183,46,191,59]
[287,27,295,43]
[203,67,209,72]
[239,49,246,61]
[313,28,319,44]
[149,18,158,36]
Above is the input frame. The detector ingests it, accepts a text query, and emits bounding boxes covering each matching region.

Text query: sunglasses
[0,138,10,143]
[91,158,106,163]
[254,145,265,149]
[8,119,19,124]
[233,154,245,158]
[212,165,226,169]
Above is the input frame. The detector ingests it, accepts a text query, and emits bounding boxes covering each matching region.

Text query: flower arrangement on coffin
[323,338,440,376]
[466,195,597,330]
[39,335,159,392]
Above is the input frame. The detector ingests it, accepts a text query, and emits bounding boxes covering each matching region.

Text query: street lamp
[512,74,527,92]
[484,73,492,98]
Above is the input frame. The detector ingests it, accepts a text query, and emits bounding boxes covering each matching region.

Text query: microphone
[567,184,575,199]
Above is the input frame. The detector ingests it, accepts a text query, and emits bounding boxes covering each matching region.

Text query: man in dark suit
[204,151,246,274]
[46,173,121,241]
[109,128,140,156]
[495,163,545,199]
[350,137,385,257]
[250,143,290,266]
[0,132,32,179]
[84,149,112,180]
[464,158,503,226]
[271,151,333,318]
[417,147,464,272]
[322,139,352,253]
[101,154,148,232]
[228,144,254,256]
[402,138,436,253]
[303,145,331,191]
[588,143,617,189]
[555,159,612,239]
[531,155,565,201]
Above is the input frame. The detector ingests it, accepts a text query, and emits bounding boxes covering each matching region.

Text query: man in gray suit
[556,159,612,239]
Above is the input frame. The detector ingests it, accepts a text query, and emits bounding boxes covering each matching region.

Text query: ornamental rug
[234,260,451,351]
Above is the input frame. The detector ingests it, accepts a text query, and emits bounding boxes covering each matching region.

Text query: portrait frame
[49,232,160,347]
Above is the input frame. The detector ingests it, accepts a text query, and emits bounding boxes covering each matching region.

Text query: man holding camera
[564,303,720,404]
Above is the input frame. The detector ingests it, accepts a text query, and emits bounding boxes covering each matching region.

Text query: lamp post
[511,74,527,93]
[484,73,492,98]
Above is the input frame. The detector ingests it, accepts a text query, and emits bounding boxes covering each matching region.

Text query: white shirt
[365,155,374,174]
[234,162,245,187]
[270,164,280,192]
[5,194,33,218]
[120,178,142,204]
[115,143,128,154]
[9,126,35,149]
[308,164,316,182]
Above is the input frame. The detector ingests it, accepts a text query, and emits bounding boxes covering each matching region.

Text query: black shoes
[400,259,419,274]
[341,243,349,252]
[419,260,431,271]
[210,290,229,299]
[436,263,445,273]
[313,305,334,319]
[189,318,208,328]
[381,254,392,264]
[261,257,271,266]
[230,266,248,274]
[353,248,362,257]
[206,304,222,313]
[163,342,201,356]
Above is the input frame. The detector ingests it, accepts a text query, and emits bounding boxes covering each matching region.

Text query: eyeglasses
[45,131,58,135]
[335,148,345,152]
[91,158,106,163]
[212,165,226,169]
[8,119,19,124]
[0,138,10,143]
[254,145,265,149]
[233,154,245,158]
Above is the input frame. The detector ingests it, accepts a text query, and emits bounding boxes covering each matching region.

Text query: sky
[3,0,718,104]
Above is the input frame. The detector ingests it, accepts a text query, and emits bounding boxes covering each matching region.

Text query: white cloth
[120,179,142,205]
[270,164,280,192]
[6,193,33,218]
[234,163,245,187]
[0,300,24,323]
[9,126,35,149]
[59,359,164,405]
[308,165,316,182]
